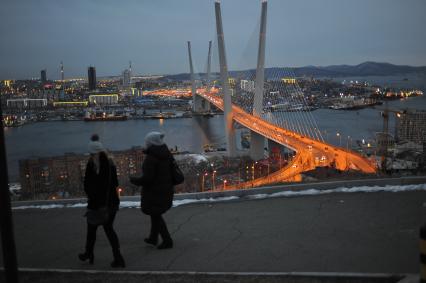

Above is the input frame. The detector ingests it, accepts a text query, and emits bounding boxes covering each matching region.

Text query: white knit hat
[145,131,165,148]
[88,141,104,154]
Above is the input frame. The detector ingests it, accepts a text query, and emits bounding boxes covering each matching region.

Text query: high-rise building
[122,69,131,88]
[122,61,132,88]
[396,110,426,144]
[88,66,97,90]
[40,69,47,83]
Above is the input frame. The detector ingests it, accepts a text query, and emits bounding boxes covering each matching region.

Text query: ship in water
[2,115,26,127]
[84,110,127,121]
[329,97,381,110]
[267,103,317,112]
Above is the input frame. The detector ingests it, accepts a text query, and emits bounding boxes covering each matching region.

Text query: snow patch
[13,204,65,210]
[183,154,208,164]
[247,184,426,200]
[173,196,239,207]
[9,183,21,192]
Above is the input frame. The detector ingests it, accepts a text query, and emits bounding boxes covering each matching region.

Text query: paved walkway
[1,190,426,275]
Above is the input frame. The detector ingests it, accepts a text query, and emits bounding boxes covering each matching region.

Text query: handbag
[170,157,184,185]
[86,160,113,226]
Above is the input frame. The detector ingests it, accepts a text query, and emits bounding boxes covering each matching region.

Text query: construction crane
[378,101,404,172]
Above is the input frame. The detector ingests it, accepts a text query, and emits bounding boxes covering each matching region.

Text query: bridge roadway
[197,90,377,189]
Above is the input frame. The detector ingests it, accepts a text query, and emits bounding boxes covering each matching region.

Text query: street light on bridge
[292,164,298,180]
[336,132,341,147]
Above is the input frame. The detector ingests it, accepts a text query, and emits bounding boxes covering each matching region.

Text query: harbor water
[5,91,426,182]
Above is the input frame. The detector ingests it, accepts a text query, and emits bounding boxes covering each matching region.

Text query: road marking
[3,267,411,279]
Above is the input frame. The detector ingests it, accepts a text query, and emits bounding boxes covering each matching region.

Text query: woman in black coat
[79,138,125,267]
[130,131,174,249]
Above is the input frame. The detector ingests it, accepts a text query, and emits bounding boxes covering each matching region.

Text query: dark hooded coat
[84,153,120,210]
[130,144,174,215]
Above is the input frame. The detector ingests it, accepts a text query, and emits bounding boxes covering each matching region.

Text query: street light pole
[0,102,19,283]
[212,170,216,191]
[251,164,255,180]
[202,173,208,192]
[324,130,328,143]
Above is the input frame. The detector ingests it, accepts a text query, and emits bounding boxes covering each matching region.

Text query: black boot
[78,252,94,264]
[111,250,125,268]
[144,237,158,246]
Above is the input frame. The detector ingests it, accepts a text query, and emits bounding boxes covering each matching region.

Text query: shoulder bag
[170,157,184,185]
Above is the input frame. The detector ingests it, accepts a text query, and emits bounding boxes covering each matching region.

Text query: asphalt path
[2,190,426,274]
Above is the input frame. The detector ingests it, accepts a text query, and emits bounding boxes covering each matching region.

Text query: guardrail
[12,176,426,208]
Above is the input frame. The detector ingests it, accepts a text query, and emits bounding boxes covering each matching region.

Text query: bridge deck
[198,90,376,189]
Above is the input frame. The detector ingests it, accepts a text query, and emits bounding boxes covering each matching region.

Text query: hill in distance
[163,61,426,81]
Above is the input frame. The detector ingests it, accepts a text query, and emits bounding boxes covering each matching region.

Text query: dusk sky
[1,0,425,79]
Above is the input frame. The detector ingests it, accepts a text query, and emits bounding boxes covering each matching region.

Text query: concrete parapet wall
[11,176,426,208]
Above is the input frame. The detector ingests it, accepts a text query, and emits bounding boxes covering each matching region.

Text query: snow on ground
[11,183,426,210]
[247,183,426,200]
[9,183,21,193]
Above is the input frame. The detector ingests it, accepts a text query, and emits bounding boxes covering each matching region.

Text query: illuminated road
[198,89,377,189]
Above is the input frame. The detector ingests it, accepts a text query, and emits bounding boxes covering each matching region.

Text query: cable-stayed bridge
[187,0,376,189]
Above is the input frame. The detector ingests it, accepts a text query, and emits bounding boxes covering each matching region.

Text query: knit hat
[88,141,104,154]
[145,131,165,148]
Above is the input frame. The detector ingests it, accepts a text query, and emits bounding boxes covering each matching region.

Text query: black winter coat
[84,156,120,210]
[130,144,174,215]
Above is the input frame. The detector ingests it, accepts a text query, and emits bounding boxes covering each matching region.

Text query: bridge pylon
[202,40,212,112]
[215,0,236,157]
[250,0,268,161]
[187,41,204,113]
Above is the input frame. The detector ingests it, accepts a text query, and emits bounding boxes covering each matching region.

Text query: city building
[396,110,426,144]
[122,69,131,88]
[40,69,47,83]
[6,98,48,109]
[53,101,88,107]
[19,147,144,200]
[122,62,132,88]
[282,77,296,84]
[240,80,255,93]
[130,87,142,96]
[228,77,236,88]
[2,80,13,88]
[88,94,119,105]
[88,66,97,90]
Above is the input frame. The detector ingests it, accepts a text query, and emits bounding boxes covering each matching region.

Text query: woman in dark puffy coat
[79,136,125,267]
[130,131,174,249]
